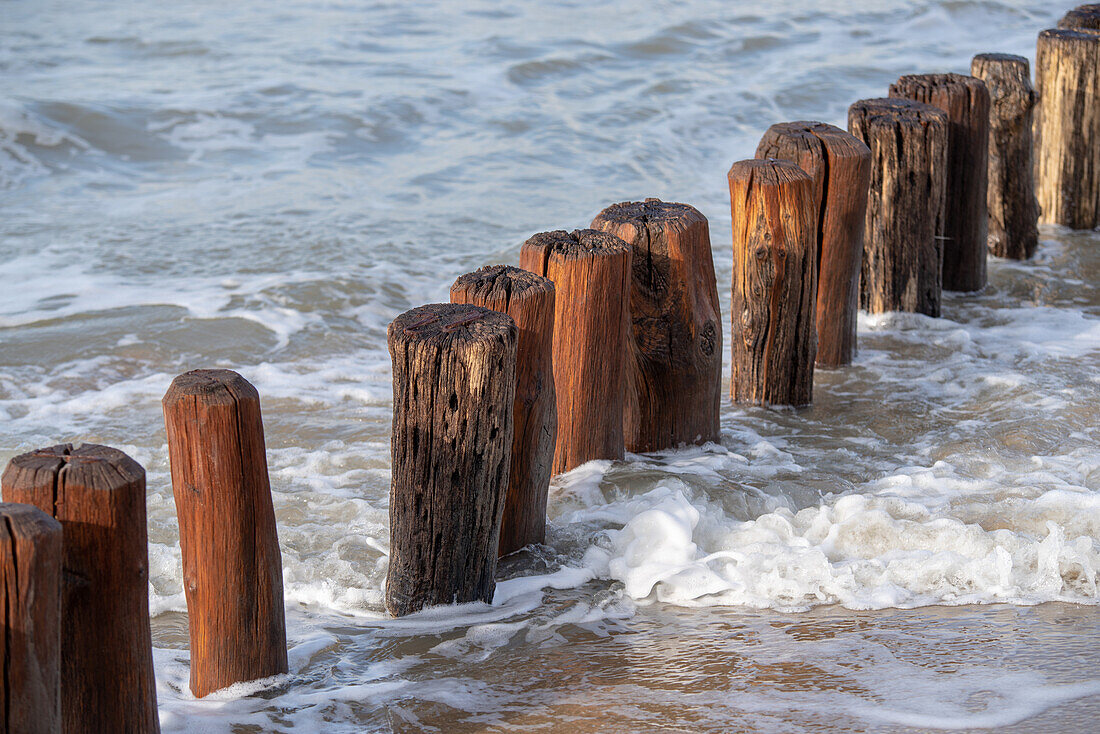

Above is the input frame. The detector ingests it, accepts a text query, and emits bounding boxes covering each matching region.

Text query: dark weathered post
[386,303,517,616]
[520,229,631,473]
[755,123,871,367]
[162,369,288,698]
[970,53,1040,260]
[848,98,948,316]
[2,444,159,734]
[450,266,556,557]
[590,199,722,450]
[890,73,990,292]
[727,159,817,407]
[1059,4,1100,31]
[0,502,62,734]
[1035,27,1100,229]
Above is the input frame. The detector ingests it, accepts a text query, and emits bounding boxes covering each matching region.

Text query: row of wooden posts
[1,6,1097,732]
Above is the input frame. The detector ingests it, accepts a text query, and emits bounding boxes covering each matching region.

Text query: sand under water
[1,1,1097,731]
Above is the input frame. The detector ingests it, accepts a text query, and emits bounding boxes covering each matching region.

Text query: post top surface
[522,228,631,260]
[727,157,813,186]
[1040,25,1100,42]
[163,368,259,406]
[451,264,554,300]
[849,97,948,124]
[3,443,144,489]
[389,302,516,345]
[1059,5,1100,31]
[0,500,62,535]
[592,198,706,228]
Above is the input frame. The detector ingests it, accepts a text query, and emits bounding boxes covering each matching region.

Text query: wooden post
[1059,4,1100,31]
[386,303,517,616]
[755,123,871,367]
[727,158,817,407]
[848,98,948,316]
[590,199,722,451]
[450,266,556,557]
[520,229,631,473]
[1035,28,1100,230]
[2,444,159,734]
[0,502,62,734]
[970,53,1040,260]
[890,73,991,292]
[161,369,288,698]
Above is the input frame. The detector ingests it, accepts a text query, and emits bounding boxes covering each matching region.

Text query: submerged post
[520,229,631,473]
[727,158,817,407]
[590,199,722,451]
[848,97,948,316]
[0,502,62,734]
[2,444,160,734]
[450,266,556,557]
[1034,27,1100,229]
[386,303,517,616]
[162,369,288,698]
[890,73,991,292]
[755,122,871,367]
[970,53,1040,260]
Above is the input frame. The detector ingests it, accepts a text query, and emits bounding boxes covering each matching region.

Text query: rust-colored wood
[0,502,61,734]
[386,303,517,616]
[1035,28,1100,230]
[2,444,159,734]
[848,97,948,316]
[1059,4,1100,32]
[970,53,1040,260]
[890,73,990,292]
[450,266,556,557]
[162,369,288,698]
[727,158,817,407]
[590,199,722,451]
[756,123,871,367]
[520,229,632,473]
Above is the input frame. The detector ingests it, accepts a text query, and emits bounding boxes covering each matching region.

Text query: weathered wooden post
[2,444,159,734]
[161,369,288,697]
[1059,4,1100,31]
[386,303,517,616]
[450,266,556,557]
[1035,27,1100,229]
[590,199,722,450]
[520,229,632,473]
[970,53,1040,260]
[727,159,817,406]
[890,73,990,291]
[848,98,948,316]
[755,123,871,367]
[0,502,62,734]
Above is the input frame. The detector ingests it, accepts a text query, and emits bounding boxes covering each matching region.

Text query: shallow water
[1,0,1098,731]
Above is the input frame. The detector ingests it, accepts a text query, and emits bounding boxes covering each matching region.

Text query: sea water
[1,1,1098,731]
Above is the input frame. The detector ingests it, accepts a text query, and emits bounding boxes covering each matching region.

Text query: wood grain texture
[0,502,62,734]
[450,266,556,557]
[590,199,721,451]
[519,229,631,473]
[756,122,871,367]
[2,444,159,734]
[727,159,817,407]
[1059,4,1100,31]
[1035,28,1100,230]
[386,303,517,616]
[848,97,948,317]
[970,53,1040,260]
[162,369,288,697]
[890,73,990,292]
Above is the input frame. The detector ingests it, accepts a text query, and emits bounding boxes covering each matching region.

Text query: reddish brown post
[162,369,288,698]
[1034,27,1100,230]
[970,53,1040,260]
[727,159,817,407]
[590,199,722,451]
[520,229,632,474]
[755,123,871,367]
[848,98,948,316]
[890,73,991,292]
[2,444,159,734]
[386,303,517,616]
[450,266,556,557]
[0,502,62,734]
